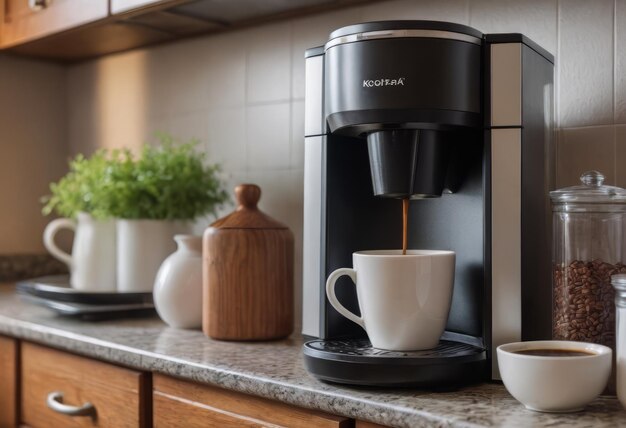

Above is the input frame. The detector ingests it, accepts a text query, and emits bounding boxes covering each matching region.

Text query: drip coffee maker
[302,21,555,386]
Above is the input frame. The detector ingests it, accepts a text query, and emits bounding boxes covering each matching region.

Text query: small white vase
[117,219,191,292]
[153,235,203,329]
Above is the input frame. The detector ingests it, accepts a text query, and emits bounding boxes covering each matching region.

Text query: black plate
[19,295,156,321]
[16,275,153,305]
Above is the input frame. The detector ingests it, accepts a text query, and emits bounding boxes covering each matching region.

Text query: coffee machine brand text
[362,78,406,88]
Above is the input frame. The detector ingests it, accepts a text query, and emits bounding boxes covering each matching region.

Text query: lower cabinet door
[21,342,150,427]
[153,374,351,428]
[0,336,18,428]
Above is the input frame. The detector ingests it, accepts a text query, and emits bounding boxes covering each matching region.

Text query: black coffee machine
[301,21,555,387]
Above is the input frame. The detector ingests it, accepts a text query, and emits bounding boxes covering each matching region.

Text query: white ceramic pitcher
[43,212,117,291]
[117,219,191,292]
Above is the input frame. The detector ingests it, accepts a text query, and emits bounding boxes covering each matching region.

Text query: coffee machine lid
[550,170,626,207]
[326,20,483,51]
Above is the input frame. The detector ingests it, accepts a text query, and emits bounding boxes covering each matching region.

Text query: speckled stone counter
[0,285,624,427]
[0,255,66,282]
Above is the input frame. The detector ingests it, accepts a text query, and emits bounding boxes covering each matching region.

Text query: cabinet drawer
[153,374,351,428]
[1,0,108,48]
[21,342,149,428]
[0,336,18,428]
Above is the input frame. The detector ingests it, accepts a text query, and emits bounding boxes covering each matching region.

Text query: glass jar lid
[612,274,626,307]
[550,171,626,209]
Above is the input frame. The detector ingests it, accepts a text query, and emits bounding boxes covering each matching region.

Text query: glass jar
[551,171,626,348]
[612,273,626,408]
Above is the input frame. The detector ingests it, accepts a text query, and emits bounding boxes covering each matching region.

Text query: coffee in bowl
[497,340,612,412]
[325,249,455,351]
[513,349,596,357]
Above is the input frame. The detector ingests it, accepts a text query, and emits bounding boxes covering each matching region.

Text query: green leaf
[42,134,229,220]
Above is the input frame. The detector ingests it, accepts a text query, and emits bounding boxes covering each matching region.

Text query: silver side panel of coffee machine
[489,40,555,378]
[490,43,523,379]
[302,52,324,338]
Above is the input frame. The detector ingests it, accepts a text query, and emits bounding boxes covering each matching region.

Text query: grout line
[555,128,560,189]
[558,124,618,131]
[246,98,294,107]
[614,124,618,185]
[615,1,619,185]
[243,38,250,175]
[289,20,295,169]
[615,0,618,125]
[555,0,561,129]
[466,0,471,26]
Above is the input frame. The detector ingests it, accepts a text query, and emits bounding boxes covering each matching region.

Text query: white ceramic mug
[326,250,455,351]
[43,212,117,291]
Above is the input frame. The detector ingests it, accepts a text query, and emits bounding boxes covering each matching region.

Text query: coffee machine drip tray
[303,337,486,388]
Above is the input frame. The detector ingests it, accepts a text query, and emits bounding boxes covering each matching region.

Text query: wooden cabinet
[110,0,182,15]
[0,0,376,61]
[0,336,18,428]
[153,374,352,428]
[1,340,386,427]
[1,0,108,48]
[356,421,388,428]
[20,342,150,428]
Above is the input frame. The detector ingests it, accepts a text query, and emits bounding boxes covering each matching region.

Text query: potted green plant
[107,135,228,292]
[42,135,228,292]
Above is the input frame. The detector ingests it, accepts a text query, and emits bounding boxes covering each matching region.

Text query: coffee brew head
[367,129,451,199]
[324,21,483,199]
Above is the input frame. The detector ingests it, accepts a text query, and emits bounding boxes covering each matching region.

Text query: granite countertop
[0,285,624,427]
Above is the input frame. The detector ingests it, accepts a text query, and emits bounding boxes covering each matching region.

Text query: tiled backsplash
[4,0,623,324]
[0,55,66,254]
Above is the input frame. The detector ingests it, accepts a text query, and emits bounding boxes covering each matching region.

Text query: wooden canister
[203,184,294,340]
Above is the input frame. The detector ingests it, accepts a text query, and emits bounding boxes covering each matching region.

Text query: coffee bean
[553,260,625,354]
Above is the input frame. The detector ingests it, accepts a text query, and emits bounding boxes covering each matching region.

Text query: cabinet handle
[46,391,95,417]
[28,0,52,11]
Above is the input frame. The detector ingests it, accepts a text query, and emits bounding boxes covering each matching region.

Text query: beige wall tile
[204,32,247,108]
[143,46,173,120]
[291,100,305,169]
[470,0,557,55]
[67,61,99,156]
[67,50,150,153]
[558,0,614,128]
[615,125,626,187]
[191,169,249,236]
[245,22,292,104]
[557,126,616,188]
[361,0,469,24]
[246,103,291,171]
[157,37,211,116]
[166,111,209,144]
[0,56,67,253]
[206,107,247,173]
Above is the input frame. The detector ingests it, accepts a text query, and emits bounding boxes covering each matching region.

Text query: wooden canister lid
[209,184,288,229]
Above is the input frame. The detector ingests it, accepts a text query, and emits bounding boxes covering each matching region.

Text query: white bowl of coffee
[497,340,611,412]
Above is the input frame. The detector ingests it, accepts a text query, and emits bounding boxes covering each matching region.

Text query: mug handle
[325,268,365,329]
[43,218,76,268]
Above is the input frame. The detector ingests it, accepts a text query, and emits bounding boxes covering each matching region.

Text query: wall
[66,0,626,329]
[0,54,67,254]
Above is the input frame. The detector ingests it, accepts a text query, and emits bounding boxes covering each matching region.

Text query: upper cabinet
[0,0,373,62]
[111,0,176,15]
[1,0,108,48]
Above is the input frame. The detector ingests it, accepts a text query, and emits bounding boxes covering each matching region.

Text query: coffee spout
[367,129,451,199]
